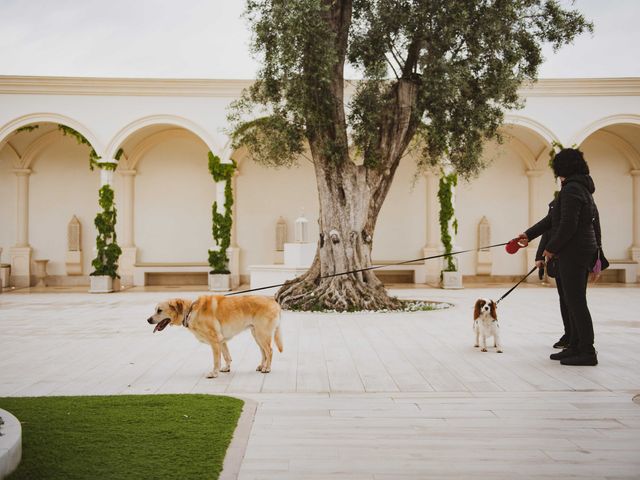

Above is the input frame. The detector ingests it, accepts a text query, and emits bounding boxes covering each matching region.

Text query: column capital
[630,169,640,177]
[11,168,31,176]
[525,169,545,178]
[118,169,137,177]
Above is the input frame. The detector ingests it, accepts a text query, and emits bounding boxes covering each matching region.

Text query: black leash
[224,242,509,297]
[495,266,537,305]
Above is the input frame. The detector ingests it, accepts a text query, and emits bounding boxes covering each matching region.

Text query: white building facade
[0,76,639,287]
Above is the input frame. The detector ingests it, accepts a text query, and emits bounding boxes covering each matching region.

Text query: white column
[119,170,136,248]
[228,171,241,288]
[118,169,137,286]
[631,170,640,271]
[525,169,545,279]
[10,168,32,287]
[423,169,441,283]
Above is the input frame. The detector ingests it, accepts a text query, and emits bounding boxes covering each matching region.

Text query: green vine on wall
[15,125,39,134]
[208,152,237,274]
[438,171,458,272]
[57,125,103,170]
[91,185,122,278]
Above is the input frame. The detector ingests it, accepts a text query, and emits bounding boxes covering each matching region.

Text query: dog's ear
[173,300,184,316]
[473,299,483,320]
[489,300,497,320]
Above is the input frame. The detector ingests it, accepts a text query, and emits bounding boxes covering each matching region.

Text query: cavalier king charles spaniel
[473,298,503,353]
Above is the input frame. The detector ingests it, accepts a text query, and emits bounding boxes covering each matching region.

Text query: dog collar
[182,301,196,328]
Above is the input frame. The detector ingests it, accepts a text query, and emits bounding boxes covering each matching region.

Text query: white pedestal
[423,246,442,284]
[248,265,309,296]
[65,251,83,275]
[284,242,315,267]
[9,246,31,288]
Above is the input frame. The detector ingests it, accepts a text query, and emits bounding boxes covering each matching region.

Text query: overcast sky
[0,0,638,79]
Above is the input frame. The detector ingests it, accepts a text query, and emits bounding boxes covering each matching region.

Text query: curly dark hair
[552,148,590,177]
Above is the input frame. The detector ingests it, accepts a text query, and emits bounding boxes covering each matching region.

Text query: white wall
[372,158,426,261]
[0,149,17,262]
[28,137,99,275]
[133,136,215,263]
[236,158,319,273]
[581,137,633,259]
[458,145,535,275]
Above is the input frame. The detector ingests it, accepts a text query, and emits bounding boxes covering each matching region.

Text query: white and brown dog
[146,295,282,378]
[473,298,503,353]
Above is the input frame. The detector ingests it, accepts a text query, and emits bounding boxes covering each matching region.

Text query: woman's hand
[589,271,601,283]
[535,260,545,269]
[516,233,529,247]
[543,249,555,259]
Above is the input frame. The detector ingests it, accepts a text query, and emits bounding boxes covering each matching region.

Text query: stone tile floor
[0,284,639,479]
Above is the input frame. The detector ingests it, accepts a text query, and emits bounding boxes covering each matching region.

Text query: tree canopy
[229,0,592,179]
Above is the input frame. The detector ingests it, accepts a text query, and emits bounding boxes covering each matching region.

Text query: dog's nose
[147,317,153,324]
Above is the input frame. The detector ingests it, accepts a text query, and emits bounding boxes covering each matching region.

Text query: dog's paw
[256,365,263,372]
[220,366,231,373]
[260,367,271,374]
[206,370,219,378]
[496,349,503,353]
[480,348,488,352]
[474,344,479,348]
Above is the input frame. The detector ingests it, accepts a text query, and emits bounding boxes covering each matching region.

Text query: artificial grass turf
[0,394,243,480]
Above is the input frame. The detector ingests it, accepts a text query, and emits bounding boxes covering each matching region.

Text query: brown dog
[146,295,282,378]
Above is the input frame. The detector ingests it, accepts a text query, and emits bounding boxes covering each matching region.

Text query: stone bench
[605,259,638,284]
[372,260,428,284]
[133,262,210,286]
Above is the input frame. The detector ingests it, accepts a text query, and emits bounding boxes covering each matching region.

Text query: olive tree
[230,0,591,311]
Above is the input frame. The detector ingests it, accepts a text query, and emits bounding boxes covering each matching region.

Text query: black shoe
[553,335,570,349]
[560,353,598,366]
[550,348,579,361]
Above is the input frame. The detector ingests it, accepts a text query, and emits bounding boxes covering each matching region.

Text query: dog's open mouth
[153,318,171,333]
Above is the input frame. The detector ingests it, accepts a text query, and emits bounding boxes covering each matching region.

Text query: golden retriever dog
[146,295,282,378]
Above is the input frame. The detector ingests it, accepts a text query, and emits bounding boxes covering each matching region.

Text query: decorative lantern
[294,211,309,243]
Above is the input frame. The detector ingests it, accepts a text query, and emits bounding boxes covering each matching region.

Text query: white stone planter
[89,275,114,293]
[209,273,231,292]
[0,409,22,479]
[441,270,463,289]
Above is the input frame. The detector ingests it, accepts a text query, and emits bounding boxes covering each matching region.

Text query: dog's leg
[494,328,503,353]
[255,331,273,373]
[480,333,487,352]
[251,327,267,372]
[220,342,232,372]
[474,325,479,348]
[206,342,222,378]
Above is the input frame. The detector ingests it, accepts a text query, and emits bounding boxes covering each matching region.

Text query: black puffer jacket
[526,174,601,262]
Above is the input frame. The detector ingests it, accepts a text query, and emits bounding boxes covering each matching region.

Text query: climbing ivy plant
[57,125,103,170]
[91,184,122,278]
[438,171,458,272]
[208,152,237,274]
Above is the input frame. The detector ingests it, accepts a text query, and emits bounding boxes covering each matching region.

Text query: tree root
[276,262,402,312]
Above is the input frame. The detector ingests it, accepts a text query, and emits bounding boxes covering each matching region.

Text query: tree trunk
[276,3,421,312]
[276,160,402,312]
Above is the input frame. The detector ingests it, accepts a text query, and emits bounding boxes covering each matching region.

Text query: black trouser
[558,255,595,354]
[554,274,572,342]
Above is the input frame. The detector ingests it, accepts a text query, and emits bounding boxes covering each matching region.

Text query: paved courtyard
[1,285,639,479]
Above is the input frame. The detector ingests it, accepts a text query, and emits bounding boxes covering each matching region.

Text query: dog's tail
[274,310,283,353]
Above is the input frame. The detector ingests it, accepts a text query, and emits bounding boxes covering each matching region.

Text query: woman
[517,148,600,366]
[535,197,572,350]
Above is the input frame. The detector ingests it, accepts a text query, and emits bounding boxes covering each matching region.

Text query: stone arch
[105,114,224,163]
[501,116,558,172]
[571,114,640,147]
[0,113,103,156]
[125,128,209,170]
